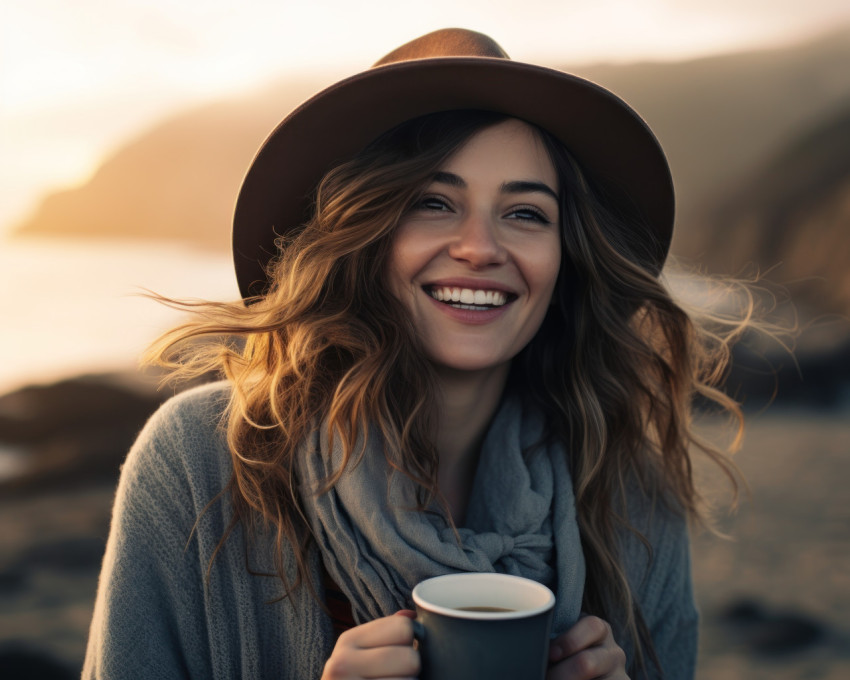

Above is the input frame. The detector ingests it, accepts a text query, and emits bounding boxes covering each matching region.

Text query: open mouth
[425,285,515,311]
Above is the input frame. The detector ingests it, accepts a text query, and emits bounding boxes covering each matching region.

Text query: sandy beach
[691,408,850,679]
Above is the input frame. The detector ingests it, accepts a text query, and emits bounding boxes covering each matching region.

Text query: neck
[432,363,510,523]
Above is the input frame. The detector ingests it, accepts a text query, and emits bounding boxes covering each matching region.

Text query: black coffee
[454,606,516,612]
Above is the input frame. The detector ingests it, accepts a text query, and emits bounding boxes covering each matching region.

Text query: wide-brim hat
[233,28,674,299]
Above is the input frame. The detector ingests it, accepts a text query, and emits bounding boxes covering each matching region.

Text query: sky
[2,0,850,236]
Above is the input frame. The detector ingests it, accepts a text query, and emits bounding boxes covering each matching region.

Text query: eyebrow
[431,171,559,202]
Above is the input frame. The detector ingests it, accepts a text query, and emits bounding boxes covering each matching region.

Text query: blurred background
[1,1,848,677]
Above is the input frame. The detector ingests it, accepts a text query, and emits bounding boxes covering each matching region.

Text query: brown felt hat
[233,28,674,299]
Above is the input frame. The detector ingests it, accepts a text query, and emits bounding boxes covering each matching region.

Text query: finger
[393,609,416,619]
[549,616,611,662]
[363,646,420,678]
[339,615,415,649]
[547,646,622,680]
[341,645,420,679]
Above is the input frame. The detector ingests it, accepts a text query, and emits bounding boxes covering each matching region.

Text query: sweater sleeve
[620,496,699,680]
[82,386,228,679]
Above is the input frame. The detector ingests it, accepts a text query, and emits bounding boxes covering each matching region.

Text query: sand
[691,408,850,679]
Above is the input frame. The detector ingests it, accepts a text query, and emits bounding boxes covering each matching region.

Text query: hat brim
[233,57,674,299]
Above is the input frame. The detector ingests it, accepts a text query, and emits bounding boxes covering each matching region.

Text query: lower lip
[426,294,512,324]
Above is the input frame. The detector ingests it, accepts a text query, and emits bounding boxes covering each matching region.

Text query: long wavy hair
[148,110,747,677]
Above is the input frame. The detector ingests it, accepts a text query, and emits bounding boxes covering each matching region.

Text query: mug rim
[412,573,555,621]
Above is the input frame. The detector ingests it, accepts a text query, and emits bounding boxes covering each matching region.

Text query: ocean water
[0,236,240,394]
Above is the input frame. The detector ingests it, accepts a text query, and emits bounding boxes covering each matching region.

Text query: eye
[412,194,452,212]
[506,205,552,224]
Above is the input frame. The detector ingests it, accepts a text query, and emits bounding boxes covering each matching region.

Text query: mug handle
[412,620,426,648]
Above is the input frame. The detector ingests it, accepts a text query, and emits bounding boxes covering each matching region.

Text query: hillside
[696,105,850,317]
[569,26,850,249]
[12,76,327,251]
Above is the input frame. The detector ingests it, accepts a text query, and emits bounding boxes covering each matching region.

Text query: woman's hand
[547,615,629,679]
[322,610,420,680]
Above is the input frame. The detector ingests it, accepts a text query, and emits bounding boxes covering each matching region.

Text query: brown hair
[147,110,746,677]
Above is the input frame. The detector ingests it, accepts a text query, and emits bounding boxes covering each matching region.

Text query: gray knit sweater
[83,382,698,679]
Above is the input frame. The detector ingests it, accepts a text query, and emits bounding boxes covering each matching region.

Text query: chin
[429,352,512,376]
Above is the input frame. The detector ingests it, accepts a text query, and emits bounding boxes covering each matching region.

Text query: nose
[446,211,508,268]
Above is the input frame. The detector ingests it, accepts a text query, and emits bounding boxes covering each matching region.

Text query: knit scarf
[297,394,586,635]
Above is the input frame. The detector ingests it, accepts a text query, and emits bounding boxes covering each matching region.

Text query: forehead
[439,119,557,187]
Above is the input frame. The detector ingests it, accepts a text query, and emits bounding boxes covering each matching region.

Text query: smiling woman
[83,29,748,680]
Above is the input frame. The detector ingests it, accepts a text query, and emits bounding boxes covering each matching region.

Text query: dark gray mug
[411,573,555,680]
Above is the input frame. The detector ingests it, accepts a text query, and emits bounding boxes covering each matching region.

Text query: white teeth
[427,286,509,307]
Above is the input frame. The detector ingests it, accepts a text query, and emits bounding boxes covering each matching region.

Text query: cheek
[532,242,562,298]
[387,225,439,294]
[386,232,412,295]
[386,238,428,309]
[385,260,408,305]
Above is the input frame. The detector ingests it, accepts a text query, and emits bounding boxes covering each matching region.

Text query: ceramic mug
[411,572,555,680]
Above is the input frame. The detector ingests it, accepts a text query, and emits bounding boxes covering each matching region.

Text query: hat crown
[373,28,509,67]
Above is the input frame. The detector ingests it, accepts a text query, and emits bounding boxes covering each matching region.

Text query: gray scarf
[298,394,586,635]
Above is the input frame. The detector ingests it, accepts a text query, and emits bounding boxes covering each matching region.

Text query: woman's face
[388,118,561,376]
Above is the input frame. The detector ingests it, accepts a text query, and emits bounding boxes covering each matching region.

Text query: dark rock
[0,643,75,680]
[20,536,106,573]
[0,370,217,497]
[0,563,27,593]
[719,597,828,656]
[721,337,850,411]
[0,373,163,446]
[722,598,765,625]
